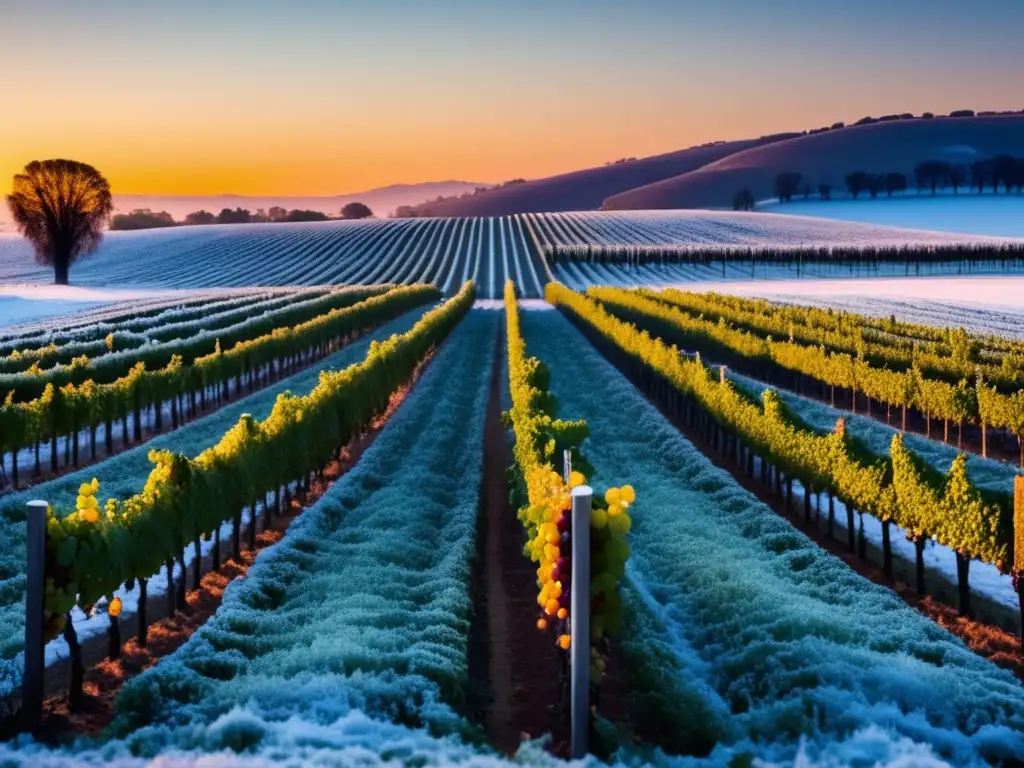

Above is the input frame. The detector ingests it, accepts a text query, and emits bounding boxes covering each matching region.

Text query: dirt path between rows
[474,326,568,755]
[474,325,631,758]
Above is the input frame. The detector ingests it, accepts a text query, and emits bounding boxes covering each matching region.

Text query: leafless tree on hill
[6,159,114,285]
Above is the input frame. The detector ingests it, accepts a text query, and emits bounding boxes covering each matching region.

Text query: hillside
[398,135,799,217]
[603,115,1024,211]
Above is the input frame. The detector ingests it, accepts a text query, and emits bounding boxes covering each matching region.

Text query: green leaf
[57,536,78,568]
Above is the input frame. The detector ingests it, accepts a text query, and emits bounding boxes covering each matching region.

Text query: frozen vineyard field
[0,217,551,300]
[759,193,1024,239]
[671,276,1024,339]
[3,211,1021,300]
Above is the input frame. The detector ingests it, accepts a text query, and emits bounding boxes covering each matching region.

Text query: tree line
[733,155,1024,210]
[798,108,1024,137]
[112,201,374,230]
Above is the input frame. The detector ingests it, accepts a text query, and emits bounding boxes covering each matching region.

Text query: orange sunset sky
[2,1,1021,197]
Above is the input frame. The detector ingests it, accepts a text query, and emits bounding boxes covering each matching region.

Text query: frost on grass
[0,713,966,767]
[0,708,566,767]
[520,309,1024,766]
[3,211,1004,301]
[534,210,1011,250]
[754,289,1024,340]
[0,306,433,700]
[0,218,549,299]
[103,312,497,748]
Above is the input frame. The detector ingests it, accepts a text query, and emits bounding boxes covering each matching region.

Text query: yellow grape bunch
[74,477,103,523]
[42,477,116,642]
[529,466,635,673]
[530,467,572,638]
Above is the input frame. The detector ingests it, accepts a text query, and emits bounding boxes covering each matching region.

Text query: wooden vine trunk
[248,504,258,549]
[232,511,242,562]
[193,536,202,588]
[62,614,84,710]
[138,578,148,647]
[165,559,176,617]
[176,549,187,611]
[108,614,121,660]
[212,528,221,572]
[1015,477,1024,643]
[955,553,973,618]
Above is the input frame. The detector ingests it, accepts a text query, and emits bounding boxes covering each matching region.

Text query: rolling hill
[603,115,1024,211]
[397,135,800,217]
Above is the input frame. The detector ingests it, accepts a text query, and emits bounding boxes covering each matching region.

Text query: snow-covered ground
[0,217,551,299]
[666,275,1024,337]
[536,208,1020,249]
[4,209,1020,302]
[474,298,552,311]
[759,193,1024,238]
[0,284,184,327]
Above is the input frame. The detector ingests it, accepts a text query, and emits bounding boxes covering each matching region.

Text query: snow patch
[759,194,1024,239]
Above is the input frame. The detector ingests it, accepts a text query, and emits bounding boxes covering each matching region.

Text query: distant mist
[0,181,485,231]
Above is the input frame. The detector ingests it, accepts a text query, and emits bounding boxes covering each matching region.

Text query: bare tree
[845,171,869,199]
[914,160,951,195]
[7,159,113,285]
[949,166,966,194]
[818,181,833,201]
[1008,158,1024,194]
[774,172,803,203]
[883,172,908,197]
[866,174,884,199]
[970,161,988,194]
[732,189,755,211]
[993,155,1016,193]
